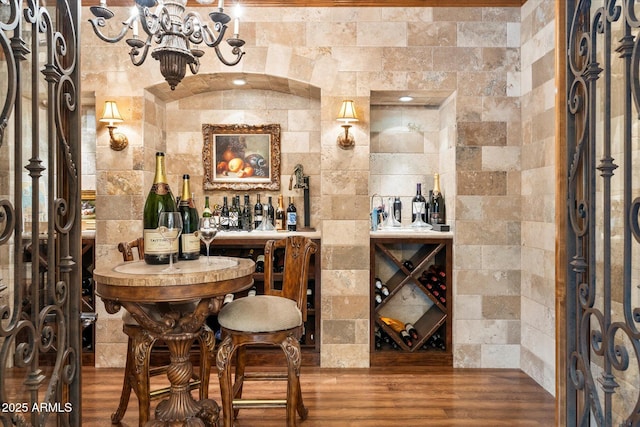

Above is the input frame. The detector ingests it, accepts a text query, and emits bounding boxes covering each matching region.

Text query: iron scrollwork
[0,0,81,424]
[567,1,640,425]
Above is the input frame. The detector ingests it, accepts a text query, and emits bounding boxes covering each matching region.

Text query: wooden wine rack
[370,235,453,366]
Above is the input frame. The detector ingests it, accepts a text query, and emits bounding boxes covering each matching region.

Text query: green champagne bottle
[178,174,200,260]
[143,152,177,264]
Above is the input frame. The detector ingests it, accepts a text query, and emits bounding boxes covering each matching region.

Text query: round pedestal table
[94,256,255,427]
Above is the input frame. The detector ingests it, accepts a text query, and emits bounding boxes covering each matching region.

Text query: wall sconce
[100,101,128,151]
[336,100,358,149]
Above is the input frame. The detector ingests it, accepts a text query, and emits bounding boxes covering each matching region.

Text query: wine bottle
[374,278,390,297]
[267,196,275,226]
[287,197,297,231]
[430,173,446,225]
[220,196,230,230]
[247,285,257,297]
[393,197,402,224]
[223,293,235,306]
[400,330,413,347]
[374,290,383,306]
[412,183,427,222]
[229,195,240,231]
[255,254,265,273]
[275,195,285,230]
[242,194,252,231]
[143,152,177,265]
[202,196,212,218]
[402,260,415,271]
[307,287,314,309]
[178,174,200,260]
[405,323,419,340]
[254,194,263,229]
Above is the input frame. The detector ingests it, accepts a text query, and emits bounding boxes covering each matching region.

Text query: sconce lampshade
[337,100,358,123]
[100,101,124,126]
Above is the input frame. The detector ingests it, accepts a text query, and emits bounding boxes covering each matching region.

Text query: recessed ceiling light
[399,96,413,102]
[232,78,246,86]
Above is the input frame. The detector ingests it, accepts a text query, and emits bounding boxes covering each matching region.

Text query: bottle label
[181,233,201,253]
[287,212,297,226]
[151,183,171,196]
[144,229,178,254]
[275,218,283,230]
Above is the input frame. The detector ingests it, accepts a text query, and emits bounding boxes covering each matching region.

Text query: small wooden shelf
[370,235,453,366]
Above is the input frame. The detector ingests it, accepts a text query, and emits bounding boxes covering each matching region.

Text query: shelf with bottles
[209,234,321,366]
[370,236,452,366]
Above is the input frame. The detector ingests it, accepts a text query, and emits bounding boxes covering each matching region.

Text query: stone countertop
[370,228,454,239]
[213,229,321,240]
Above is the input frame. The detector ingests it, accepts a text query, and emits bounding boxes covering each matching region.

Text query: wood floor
[81,365,555,426]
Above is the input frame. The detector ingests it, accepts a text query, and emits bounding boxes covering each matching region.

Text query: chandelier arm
[200,22,226,48]
[188,57,200,75]
[128,38,152,66]
[88,16,134,44]
[213,44,244,67]
[139,7,161,37]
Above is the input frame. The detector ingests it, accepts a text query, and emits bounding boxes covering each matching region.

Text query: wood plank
[77,365,554,426]
[84,0,527,7]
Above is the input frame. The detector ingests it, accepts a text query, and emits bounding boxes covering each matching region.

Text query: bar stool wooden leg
[111,338,134,425]
[217,335,237,427]
[282,335,306,427]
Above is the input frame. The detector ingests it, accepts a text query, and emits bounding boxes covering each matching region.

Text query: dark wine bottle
[429,173,446,225]
[402,260,415,271]
[178,174,200,260]
[254,194,263,229]
[287,197,297,231]
[400,330,413,347]
[255,254,265,272]
[307,287,314,309]
[143,152,177,265]
[405,323,419,340]
[220,196,230,230]
[229,195,240,230]
[393,197,402,224]
[267,196,275,226]
[411,183,427,222]
[242,194,253,231]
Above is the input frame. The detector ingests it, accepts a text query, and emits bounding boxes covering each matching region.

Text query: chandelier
[89,0,245,90]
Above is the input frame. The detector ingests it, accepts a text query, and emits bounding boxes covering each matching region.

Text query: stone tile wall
[81,4,557,394]
[519,0,556,393]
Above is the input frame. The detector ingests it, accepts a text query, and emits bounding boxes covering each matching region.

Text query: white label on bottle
[287,212,297,226]
[144,229,178,254]
[181,233,201,253]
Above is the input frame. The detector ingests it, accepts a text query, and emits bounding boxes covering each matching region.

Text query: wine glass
[198,217,218,265]
[157,212,183,273]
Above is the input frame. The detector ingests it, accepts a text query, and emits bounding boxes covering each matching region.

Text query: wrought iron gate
[566,1,640,425]
[0,0,82,425]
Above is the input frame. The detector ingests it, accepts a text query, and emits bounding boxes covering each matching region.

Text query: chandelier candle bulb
[234,17,239,36]
[132,19,138,37]
[218,0,223,8]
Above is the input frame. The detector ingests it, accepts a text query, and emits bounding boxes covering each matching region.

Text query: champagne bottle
[287,197,297,231]
[220,196,230,230]
[430,173,446,225]
[178,174,200,260]
[202,196,212,218]
[143,152,177,265]
[275,195,285,230]
[412,183,427,222]
[254,194,263,229]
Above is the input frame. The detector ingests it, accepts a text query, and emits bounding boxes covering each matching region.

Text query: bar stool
[216,236,317,427]
[112,238,213,427]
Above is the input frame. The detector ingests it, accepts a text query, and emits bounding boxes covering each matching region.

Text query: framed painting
[202,123,281,191]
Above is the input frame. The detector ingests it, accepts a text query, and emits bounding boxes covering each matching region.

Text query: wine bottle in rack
[307,287,314,309]
[400,330,413,347]
[374,277,390,298]
[247,285,258,297]
[402,259,415,271]
[255,254,265,273]
[374,290,383,306]
[143,152,177,265]
[405,323,419,340]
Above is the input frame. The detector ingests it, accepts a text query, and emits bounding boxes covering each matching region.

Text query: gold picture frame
[202,123,281,191]
[81,190,96,231]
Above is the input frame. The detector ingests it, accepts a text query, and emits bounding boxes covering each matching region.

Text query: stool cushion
[218,295,302,333]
